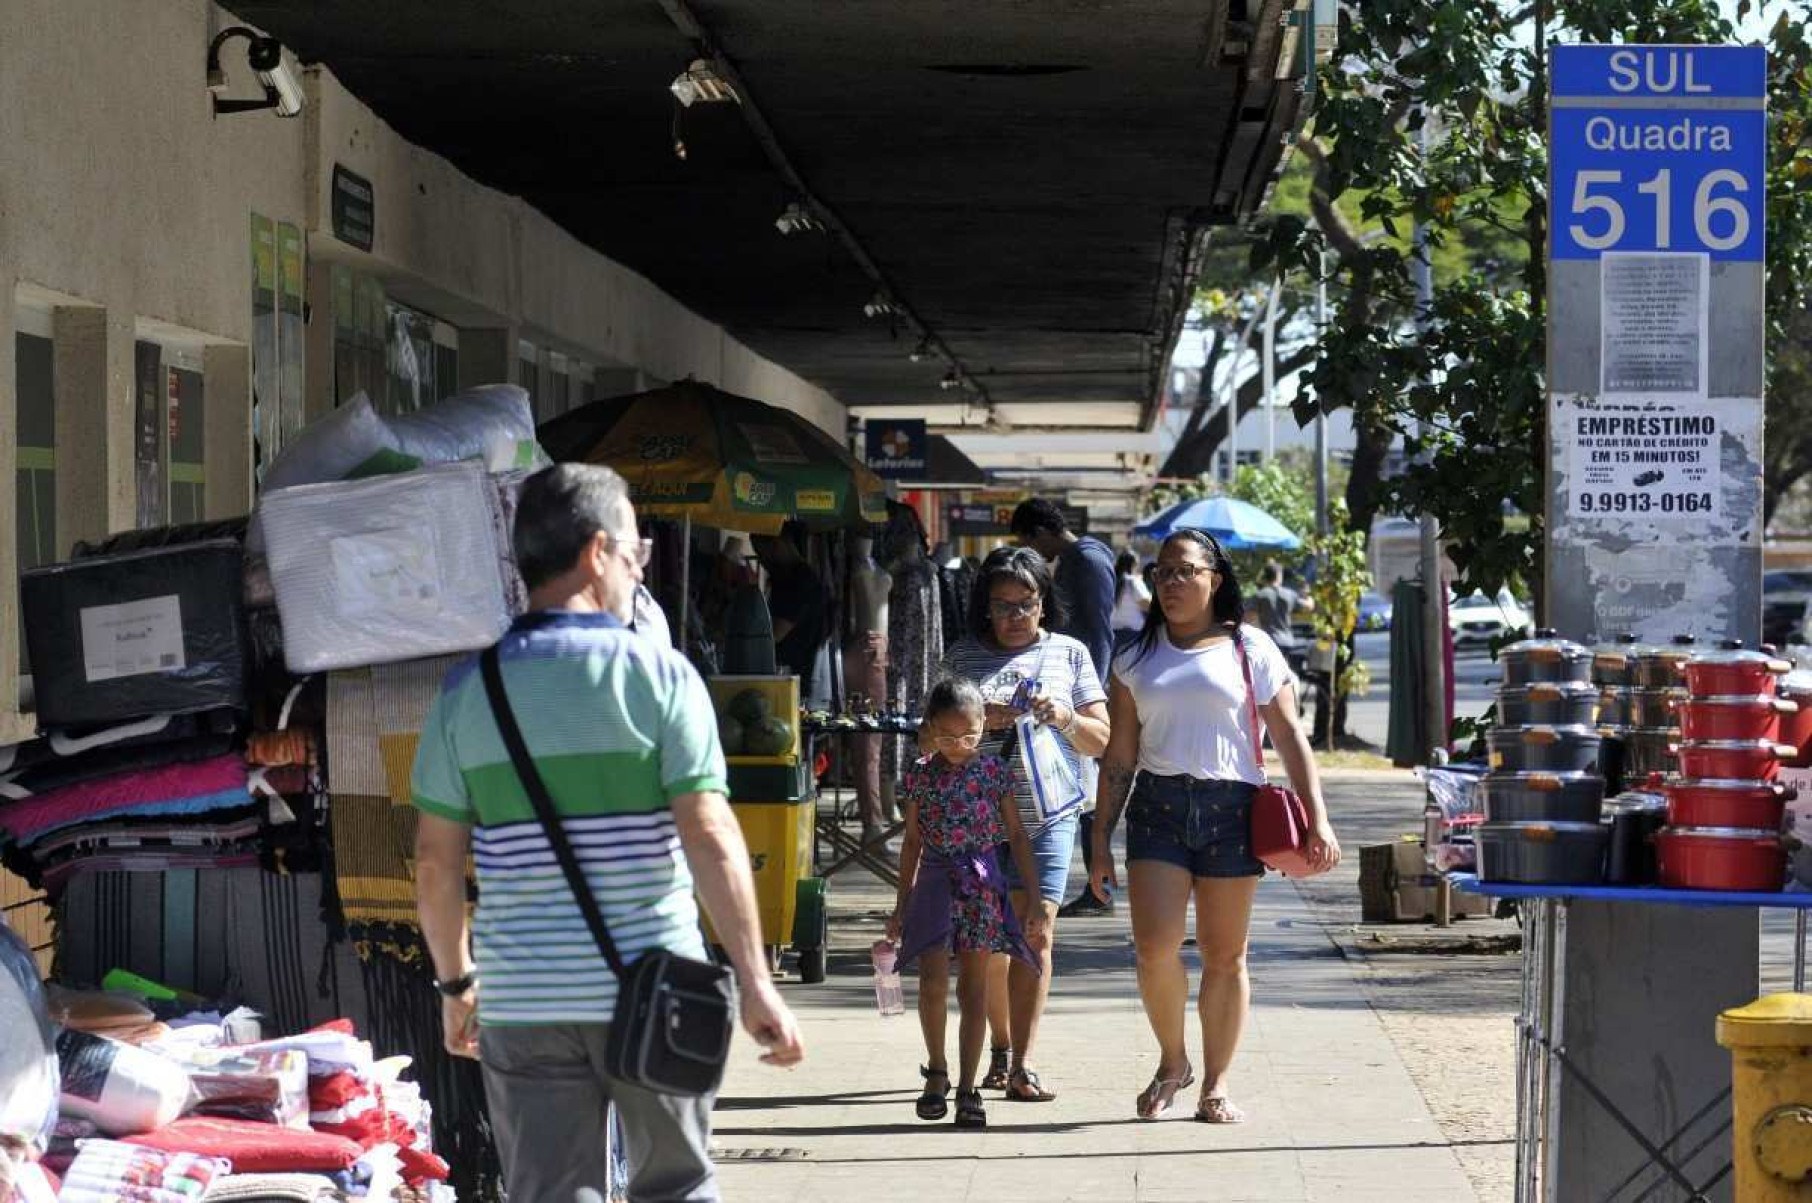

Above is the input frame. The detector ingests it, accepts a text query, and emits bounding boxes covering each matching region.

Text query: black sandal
[1004,1065,1056,1102]
[916,1066,951,1120]
[954,1086,987,1128]
[981,1047,1011,1090]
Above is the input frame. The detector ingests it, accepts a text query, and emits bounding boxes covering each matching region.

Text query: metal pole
[1315,253,1330,537]
[678,512,692,650]
[1413,119,1446,762]
[1541,900,1570,1203]
[1263,275,1279,463]
[1798,910,1808,993]
[1224,302,1263,483]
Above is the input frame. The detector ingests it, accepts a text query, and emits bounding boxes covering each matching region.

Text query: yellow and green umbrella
[538,382,888,534]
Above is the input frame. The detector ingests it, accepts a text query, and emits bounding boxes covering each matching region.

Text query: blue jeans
[1001,809,1080,904]
[1125,774,1264,879]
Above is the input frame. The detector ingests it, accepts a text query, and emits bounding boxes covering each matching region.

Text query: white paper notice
[1600,252,1709,399]
[80,595,186,683]
[330,529,444,619]
[1564,396,1723,522]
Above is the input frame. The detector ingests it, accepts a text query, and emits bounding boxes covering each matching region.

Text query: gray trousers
[480,1024,717,1203]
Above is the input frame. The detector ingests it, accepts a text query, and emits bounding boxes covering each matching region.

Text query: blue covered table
[1448,874,1812,1202]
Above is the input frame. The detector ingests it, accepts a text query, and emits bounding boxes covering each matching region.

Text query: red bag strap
[1230,627,1268,780]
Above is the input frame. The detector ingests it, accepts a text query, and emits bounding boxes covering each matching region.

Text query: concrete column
[0,287,20,739]
[202,344,253,518]
[51,305,129,551]
[456,327,519,389]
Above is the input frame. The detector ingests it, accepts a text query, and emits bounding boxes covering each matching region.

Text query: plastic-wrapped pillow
[389,383,548,473]
[259,394,407,494]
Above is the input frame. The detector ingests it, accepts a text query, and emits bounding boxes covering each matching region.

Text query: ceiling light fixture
[207,26,305,118]
[939,370,963,392]
[774,202,824,236]
[908,337,933,363]
[670,58,738,107]
[863,293,898,319]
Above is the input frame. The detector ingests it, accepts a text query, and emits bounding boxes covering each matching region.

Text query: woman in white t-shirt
[1090,529,1339,1124]
[1109,550,1151,642]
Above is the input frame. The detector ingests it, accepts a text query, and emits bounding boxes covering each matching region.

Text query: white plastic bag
[260,393,407,493]
[1013,714,1086,822]
[389,384,547,473]
[0,918,57,1155]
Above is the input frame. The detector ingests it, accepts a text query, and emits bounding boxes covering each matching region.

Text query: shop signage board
[864,418,928,480]
[1544,43,1766,1203]
[946,500,1086,536]
[1546,43,1766,644]
[331,164,375,252]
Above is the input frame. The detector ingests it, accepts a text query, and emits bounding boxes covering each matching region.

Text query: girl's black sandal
[916,1066,951,1120]
[954,1087,987,1129]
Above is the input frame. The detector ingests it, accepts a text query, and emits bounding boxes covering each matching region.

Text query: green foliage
[1254,0,1812,603]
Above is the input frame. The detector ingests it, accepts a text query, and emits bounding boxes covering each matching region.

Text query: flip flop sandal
[954,1087,988,1129]
[916,1066,952,1121]
[1004,1066,1056,1102]
[981,1047,1011,1091]
[1194,1095,1247,1125]
[1135,1063,1196,1121]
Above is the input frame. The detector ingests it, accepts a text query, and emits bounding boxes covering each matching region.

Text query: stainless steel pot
[1498,681,1602,727]
[1603,793,1666,885]
[1628,635,1698,689]
[1478,771,1606,824]
[1500,630,1594,686]
[1592,633,1643,689]
[1477,821,1609,885]
[1487,725,1603,774]
[1619,726,1680,784]
[1623,688,1687,729]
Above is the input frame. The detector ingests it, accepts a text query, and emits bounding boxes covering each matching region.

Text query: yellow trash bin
[698,796,825,981]
[1717,993,1812,1199]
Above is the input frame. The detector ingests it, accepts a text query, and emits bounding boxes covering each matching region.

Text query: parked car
[1356,590,1393,632]
[1762,570,1812,649]
[1449,588,1532,647]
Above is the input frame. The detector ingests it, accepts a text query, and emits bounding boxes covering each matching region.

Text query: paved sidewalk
[713,773,1484,1202]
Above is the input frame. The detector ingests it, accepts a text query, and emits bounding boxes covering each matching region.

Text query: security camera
[246,37,304,118]
[208,26,305,119]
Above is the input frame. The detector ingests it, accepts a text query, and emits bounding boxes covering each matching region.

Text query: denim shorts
[999,809,1080,905]
[1125,774,1264,879]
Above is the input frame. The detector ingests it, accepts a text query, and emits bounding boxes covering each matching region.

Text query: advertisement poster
[1563,396,1723,522]
[1600,252,1708,398]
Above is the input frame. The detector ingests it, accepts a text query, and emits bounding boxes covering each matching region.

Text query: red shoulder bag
[1233,632,1326,877]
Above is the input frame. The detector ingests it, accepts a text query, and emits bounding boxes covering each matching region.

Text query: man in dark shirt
[753,522,830,706]
[1011,497,1118,916]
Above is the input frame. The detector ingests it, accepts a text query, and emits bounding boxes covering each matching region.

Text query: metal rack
[1450,874,1812,1203]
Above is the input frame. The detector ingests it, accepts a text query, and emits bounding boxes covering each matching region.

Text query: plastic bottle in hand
[871,940,905,1016]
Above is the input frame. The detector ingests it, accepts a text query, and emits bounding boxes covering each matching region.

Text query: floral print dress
[895,754,1038,969]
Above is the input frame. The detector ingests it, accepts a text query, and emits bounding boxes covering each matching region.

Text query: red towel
[123,1117,363,1173]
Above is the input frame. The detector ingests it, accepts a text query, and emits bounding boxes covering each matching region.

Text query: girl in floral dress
[888,677,1045,1128]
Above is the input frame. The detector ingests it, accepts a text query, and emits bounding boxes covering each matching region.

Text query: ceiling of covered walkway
[232,0,1311,482]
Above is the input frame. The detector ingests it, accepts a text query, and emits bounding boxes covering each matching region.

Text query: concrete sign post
[1545,44,1766,1200]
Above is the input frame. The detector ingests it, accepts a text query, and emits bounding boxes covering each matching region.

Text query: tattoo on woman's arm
[1099,760,1138,830]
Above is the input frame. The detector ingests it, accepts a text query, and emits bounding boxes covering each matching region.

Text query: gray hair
[513,463,633,590]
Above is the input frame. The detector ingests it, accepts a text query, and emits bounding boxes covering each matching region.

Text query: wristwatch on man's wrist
[434,971,476,997]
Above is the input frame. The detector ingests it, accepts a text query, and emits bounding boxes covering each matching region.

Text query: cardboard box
[1361,840,1490,923]
[1392,874,1494,923]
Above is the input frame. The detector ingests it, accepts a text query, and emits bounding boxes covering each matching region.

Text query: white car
[1449,588,1532,647]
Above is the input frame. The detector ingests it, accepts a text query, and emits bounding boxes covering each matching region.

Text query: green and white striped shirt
[411,610,725,1026]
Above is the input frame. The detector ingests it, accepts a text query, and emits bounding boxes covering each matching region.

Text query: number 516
[1570,168,1751,252]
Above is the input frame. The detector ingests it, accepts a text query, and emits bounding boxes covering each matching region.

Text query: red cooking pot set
[1654,641,1805,892]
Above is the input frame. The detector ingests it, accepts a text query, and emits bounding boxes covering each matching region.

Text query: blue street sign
[1550,45,1766,262]
[864,418,927,480]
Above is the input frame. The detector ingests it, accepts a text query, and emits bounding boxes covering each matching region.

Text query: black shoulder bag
[479,645,736,1097]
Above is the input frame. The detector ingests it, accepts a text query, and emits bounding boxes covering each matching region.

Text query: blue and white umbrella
[1132,496,1302,550]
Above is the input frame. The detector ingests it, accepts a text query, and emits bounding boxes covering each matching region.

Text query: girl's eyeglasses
[1152,564,1214,585]
[933,733,984,749]
[988,599,1040,619]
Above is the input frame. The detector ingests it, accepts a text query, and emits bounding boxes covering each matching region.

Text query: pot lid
[1478,820,1605,835]
[1619,726,1684,738]
[1690,640,1790,669]
[1488,724,1602,740]
[1674,739,1788,752]
[1479,770,1601,789]
[1718,993,1812,1050]
[1499,681,1602,697]
[1662,824,1781,838]
[1594,631,1652,656]
[1503,628,1591,661]
[1633,634,1699,662]
[1680,694,1782,707]
[1664,777,1783,792]
[1603,793,1666,814]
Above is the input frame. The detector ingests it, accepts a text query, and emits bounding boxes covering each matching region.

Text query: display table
[1450,874,1812,1203]
[804,714,919,888]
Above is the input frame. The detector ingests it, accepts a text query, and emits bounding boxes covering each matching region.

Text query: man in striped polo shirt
[412,463,804,1202]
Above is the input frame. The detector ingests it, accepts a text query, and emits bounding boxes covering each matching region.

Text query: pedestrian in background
[412,463,804,1202]
[938,546,1109,1102]
[1109,550,1151,644]
[1009,498,1118,918]
[888,676,1045,1129]
[1091,529,1338,1124]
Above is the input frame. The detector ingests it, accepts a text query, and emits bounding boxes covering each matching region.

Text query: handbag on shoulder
[1232,632,1326,877]
[480,645,735,1097]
